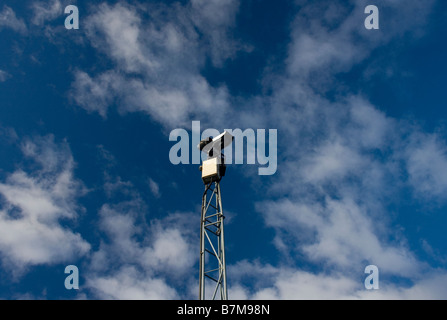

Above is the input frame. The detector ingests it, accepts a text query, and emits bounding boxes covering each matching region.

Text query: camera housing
[198,131,234,184]
[198,131,234,157]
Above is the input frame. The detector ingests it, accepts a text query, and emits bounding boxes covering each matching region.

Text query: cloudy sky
[0,0,447,299]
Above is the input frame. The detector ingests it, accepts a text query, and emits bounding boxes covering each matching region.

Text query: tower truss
[199,181,227,300]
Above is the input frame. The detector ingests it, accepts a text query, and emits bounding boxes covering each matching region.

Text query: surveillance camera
[198,131,233,184]
[197,131,234,156]
[198,137,213,152]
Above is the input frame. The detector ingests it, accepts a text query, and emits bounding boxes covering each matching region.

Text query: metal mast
[199,180,227,300]
[197,131,233,300]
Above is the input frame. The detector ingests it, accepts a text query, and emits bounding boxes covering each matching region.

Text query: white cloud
[228,260,447,300]
[0,126,18,144]
[86,198,197,299]
[148,178,161,198]
[302,140,365,183]
[64,0,447,299]
[70,70,120,118]
[71,1,242,128]
[0,5,27,34]
[250,270,361,300]
[345,97,393,150]
[190,0,246,66]
[85,3,151,73]
[245,0,446,299]
[103,176,134,199]
[0,70,11,82]
[404,132,447,200]
[87,265,178,300]
[285,0,435,91]
[259,197,422,277]
[0,135,90,275]
[142,227,193,271]
[31,0,63,26]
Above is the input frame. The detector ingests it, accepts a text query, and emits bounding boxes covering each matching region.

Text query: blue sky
[0,0,447,299]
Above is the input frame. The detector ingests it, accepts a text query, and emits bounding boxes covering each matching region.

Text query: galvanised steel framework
[199,181,227,300]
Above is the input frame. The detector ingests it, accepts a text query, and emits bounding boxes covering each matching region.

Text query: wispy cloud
[148,178,161,198]
[0,5,27,34]
[30,0,63,26]
[241,0,444,298]
[404,131,447,200]
[87,265,179,300]
[70,1,246,128]
[0,134,90,276]
[229,261,447,299]
[86,199,197,299]
[0,70,12,82]
[64,0,447,299]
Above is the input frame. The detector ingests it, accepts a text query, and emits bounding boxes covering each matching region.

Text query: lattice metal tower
[199,180,227,300]
[197,131,233,300]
